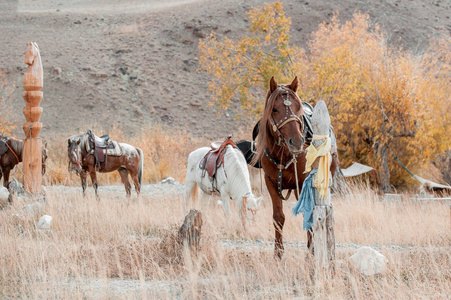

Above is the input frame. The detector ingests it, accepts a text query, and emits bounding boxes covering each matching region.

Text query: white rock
[0,187,9,203]
[161,177,176,184]
[349,246,387,276]
[8,179,24,195]
[37,215,52,230]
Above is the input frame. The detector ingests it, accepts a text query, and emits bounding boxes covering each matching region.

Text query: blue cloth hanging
[292,169,317,231]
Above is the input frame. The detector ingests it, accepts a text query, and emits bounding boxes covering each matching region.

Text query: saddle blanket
[103,141,122,156]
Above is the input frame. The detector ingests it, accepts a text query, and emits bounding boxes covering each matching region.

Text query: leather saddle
[0,135,8,157]
[87,129,114,167]
[199,135,237,179]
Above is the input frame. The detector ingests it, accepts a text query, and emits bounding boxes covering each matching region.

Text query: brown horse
[67,133,143,198]
[254,76,339,259]
[0,136,48,189]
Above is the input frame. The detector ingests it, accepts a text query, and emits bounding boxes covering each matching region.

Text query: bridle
[265,88,304,200]
[247,207,258,216]
[68,142,83,172]
[242,195,259,217]
[269,89,303,147]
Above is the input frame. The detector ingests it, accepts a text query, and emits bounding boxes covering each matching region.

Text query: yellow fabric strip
[304,135,331,199]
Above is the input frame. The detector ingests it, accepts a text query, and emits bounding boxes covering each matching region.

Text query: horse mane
[223,146,252,199]
[254,86,302,163]
[69,133,88,151]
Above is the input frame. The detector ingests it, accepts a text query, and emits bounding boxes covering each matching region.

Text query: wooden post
[22,42,43,193]
[310,100,335,272]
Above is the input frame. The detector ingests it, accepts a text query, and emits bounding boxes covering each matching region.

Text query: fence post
[310,100,335,273]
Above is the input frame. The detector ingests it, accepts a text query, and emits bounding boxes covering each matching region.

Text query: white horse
[184,145,262,228]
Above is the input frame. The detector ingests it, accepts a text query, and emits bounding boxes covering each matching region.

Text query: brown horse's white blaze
[255,76,339,259]
[67,133,143,198]
[268,76,305,154]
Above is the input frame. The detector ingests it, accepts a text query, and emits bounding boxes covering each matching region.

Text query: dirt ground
[0,0,450,140]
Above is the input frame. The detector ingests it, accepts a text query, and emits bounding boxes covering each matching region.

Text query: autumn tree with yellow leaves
[198,2,451,191]
[0,70,15,135]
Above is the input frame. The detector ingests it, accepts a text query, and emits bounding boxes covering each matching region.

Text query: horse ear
[68,139,71,147]
[76,139,81,145]
[289,76,298,92]
[269,76,278,94]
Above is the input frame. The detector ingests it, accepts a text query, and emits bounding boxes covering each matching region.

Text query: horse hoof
[274,248,284,260]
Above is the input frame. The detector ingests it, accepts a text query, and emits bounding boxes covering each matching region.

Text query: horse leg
[89,171,99,199]
[307,230,314,256]
[118,168,131,198]
[129,170,140,197]
[3,167,12,202]
[219,191,231,216]
[185,171,202,209]
[3,167,11,189]
[80,172,88,196]
[265,174,285,260]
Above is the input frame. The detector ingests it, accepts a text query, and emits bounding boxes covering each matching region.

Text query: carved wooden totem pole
[22,42,43,193]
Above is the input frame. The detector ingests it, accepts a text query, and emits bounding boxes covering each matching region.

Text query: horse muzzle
[285,137,304,154]
[70,162,82,175]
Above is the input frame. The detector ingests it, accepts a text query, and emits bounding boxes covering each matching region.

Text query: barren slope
[1,0,449,140]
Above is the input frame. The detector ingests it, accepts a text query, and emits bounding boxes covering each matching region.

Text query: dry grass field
[0,181,449,298]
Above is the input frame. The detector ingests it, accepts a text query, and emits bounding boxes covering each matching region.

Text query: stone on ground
[349,246,387,276]
[37,215,53,230]
[8,179,24,195]
[0,187,10,203]
[161,177,176,184]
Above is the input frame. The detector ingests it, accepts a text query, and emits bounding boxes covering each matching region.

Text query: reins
[264,149,301,200]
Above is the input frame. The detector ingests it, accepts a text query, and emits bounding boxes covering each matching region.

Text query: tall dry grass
[0,182,449,298]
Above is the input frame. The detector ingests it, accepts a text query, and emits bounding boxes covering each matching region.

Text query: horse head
[258,76,305,155]
[242,194,263,220]
[25,42,38,66]
[67,137,83,175]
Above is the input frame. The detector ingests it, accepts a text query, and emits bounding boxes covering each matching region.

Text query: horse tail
[136,147,144,186]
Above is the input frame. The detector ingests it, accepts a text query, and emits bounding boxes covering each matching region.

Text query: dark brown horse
[67,133,143,198]
[0,136,48,189]
[255,76,339,259]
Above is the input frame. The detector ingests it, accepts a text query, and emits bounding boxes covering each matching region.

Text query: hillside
[1,0,450,140]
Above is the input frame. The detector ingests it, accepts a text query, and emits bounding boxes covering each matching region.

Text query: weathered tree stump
[177,209,203,253]
[310,100,335,273]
